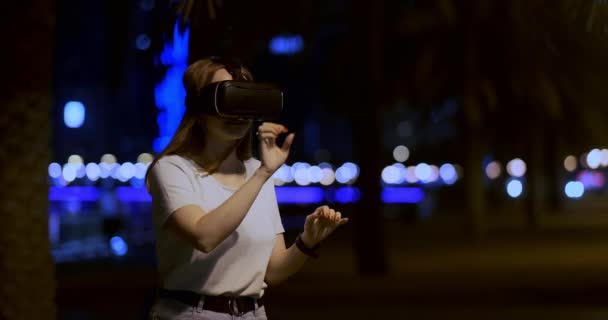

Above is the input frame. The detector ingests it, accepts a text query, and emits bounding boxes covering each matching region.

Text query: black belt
[157,288,264,316]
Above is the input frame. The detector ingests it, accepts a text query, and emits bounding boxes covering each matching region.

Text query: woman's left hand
[301,205,349,247]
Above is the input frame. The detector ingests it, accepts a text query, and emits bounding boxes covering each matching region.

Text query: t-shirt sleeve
[267,183,285,235]
[148,159,199,225]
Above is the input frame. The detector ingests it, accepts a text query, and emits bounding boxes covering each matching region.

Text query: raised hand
[301,205,349,247]
[257,122,294,176]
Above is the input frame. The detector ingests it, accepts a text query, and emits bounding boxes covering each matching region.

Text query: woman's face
[202,68,252,141]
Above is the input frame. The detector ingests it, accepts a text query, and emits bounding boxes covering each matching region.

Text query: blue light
[115,186,152,202]
[565,181,584,198]
[506,179,523,198]
[49,186,99,201]
[154,21,190,152]
[64,101,85,128]
[439,163,457,185]
[48,163,62,178]
[334,187,361,203]
[135,34,151,50]
[269,34,304,55]
[275,186,324,204]
[110,236,128,256]
[381,187,425,203]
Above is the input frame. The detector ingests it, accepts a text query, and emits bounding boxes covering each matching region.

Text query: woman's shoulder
[155,154,197,173]
[244,157,261,170]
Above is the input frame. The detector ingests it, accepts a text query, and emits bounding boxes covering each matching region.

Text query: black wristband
[295,234,320,259]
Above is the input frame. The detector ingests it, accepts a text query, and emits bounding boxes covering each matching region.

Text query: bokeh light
[506,158,527,177]
[563,155,577,172]
[392,145,410,163]
[587,149,601,169]
[439,163,457,185]
[565,181,584,198]
[48,163,62,178]
[506,179,523,198]
[485,161,501,179]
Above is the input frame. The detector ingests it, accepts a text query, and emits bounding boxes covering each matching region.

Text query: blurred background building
[4,0,608,319]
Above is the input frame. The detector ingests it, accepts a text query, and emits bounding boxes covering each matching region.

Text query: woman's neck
[193,134,244,174]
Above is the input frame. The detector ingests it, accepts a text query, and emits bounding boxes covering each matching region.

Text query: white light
[75,163,86,178]
[119,162,136,181]
[99,163,112,178]
[565,181,584,198]
[587,149,601,169]
[67,155,84,164]
[428,165,440,183]
[414,163,432,182]
[405,166,418,183]
[392,163,407,184]
[134,163,148,179]
[506,180,523,198]
[307,166,323,183]
[335,166,352,184]
[320,168,335,186]
[48,163,62,178]
[86,163,100,181]
[439,164,457,184]
[101,154,117,164]
[485,161,501,179]
[382,165,401,184]
[318,162,333,170]
[564,155,577,172]
[601,149,608,167]
[273,164,294,183]
[62,164,77,182]
[342,162,360,183]
[294,166,311,186]
[64,101,85,128]
[137,153,154,164]
[393,145,410,163]
[507,158,526,177]
[109,163,121,179]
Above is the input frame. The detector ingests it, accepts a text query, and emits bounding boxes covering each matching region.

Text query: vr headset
[185,57,283,121]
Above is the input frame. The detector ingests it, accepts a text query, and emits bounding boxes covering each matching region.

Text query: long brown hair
[146,58,255,188]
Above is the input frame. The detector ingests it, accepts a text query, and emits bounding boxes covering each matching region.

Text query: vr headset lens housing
[187,80,283,121]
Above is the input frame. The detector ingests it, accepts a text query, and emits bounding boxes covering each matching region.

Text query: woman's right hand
[256,122,294,177]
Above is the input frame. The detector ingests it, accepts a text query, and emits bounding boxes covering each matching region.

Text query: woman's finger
[281,133,295,152]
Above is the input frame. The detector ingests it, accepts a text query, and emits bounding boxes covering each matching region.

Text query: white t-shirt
[148,154,284,298]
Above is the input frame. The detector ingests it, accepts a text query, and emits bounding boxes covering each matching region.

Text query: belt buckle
[228,298,243,316]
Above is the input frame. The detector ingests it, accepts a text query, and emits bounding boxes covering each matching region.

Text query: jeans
[149,297,268,320]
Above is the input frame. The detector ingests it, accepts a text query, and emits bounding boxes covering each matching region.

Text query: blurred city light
[110,236,128,256]
[405,166,418,184]
[506,179,523,198]
[485,161,501,179]
[381,187,425,203]
[101,154,117,164]
[137,153,154,164]
[393,145,410,162]
[565,181,585,198]
[506,158,527,177]
[320,168,335,186]
[564,155,577,172]
[63,101,85,128]
[307,166,323,183]
[601,149,608,167]
[67,154,84,164]
[62,164,77,182]
[154,21,190,152]
[382,165,402,184]
[577,170,605,189]
[439,163,458,185]
[48,163,62,178]
[414,163,432,182]
[269,34,304,55]
[587,149,601,169]
[135,34,151,50]
[85,163,100,181]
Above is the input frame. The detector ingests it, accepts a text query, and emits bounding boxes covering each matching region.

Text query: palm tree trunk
[0,2,57,319]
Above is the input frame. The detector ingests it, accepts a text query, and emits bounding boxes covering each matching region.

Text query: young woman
[146,58,348,319]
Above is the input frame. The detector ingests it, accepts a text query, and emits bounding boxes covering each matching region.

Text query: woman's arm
[166,167,272,253]
[265,206,348,286]
[264,234,309,286]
